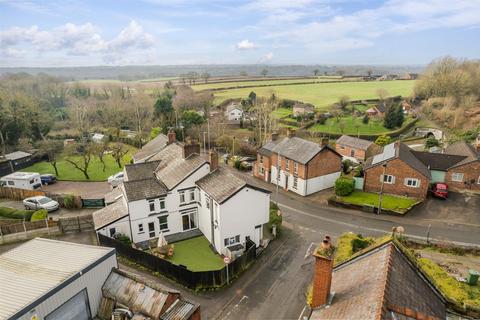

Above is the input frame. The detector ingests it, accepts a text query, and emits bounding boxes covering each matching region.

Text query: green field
[310,116,415,135]
[192,77,344,91]
[21,152,133,181]
[212,80,415,110]
[272,107,294,118]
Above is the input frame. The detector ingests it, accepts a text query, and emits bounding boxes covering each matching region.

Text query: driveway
[0,199,96,220]
[409,192,480,226]
[43,181,111,198]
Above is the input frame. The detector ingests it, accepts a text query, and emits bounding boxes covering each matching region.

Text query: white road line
[304,242,315,259]
[278,203,480,247]
[297,305,307,320]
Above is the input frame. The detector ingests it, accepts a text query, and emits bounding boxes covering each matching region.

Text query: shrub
[63,194,76,209]
[375,135,392,146]
[234,159,242,170]
[115,233,132,246]
[351,235,373,252]
[334,177,354,196]
[425,137,440,148]
[268,201,282,234]
[353,165,364,177]
[0,207,34,220]
[341,160,353,174]
[362,114,369,124]
[30,209,48,221]
[317,116,327,125]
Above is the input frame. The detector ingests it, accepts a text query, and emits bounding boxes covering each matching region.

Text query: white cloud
[0,21,155,60]
[236,39,256,50]
[261,52,273,62]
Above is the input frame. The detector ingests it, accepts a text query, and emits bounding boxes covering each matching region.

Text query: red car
[431,183,448,199]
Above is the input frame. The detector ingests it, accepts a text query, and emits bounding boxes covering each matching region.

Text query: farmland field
[309,116,416,135]
[211,80,416,110]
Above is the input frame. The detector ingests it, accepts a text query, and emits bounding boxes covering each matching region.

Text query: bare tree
[92,142,109,172]
[313,69,320,76]
[64,142,94,180]
[38,140,64,176]
[261,69,268,77]
[254,97,278,145]
[111,143,129,168]
[201,72,211,84]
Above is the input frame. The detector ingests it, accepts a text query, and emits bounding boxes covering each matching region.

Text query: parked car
[430,182,448,199]
[23,196,59,212]
[40,174,57,185]
[108,171,125,187]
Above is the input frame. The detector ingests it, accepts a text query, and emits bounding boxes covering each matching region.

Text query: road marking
[278,203,480,247]
[304,242,315,259]
[297,305,307,320]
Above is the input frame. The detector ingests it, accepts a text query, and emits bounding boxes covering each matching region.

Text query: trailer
[0,171,42,190]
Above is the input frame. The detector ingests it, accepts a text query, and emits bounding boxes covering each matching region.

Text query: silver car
[23,196,59,212]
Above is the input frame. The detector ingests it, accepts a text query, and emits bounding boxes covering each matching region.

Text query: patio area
[167,236,225,272]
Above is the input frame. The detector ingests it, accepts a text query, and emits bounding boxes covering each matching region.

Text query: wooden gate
[58,215,94,233]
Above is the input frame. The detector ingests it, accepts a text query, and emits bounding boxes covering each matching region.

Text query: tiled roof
[311,242,445,320]
[411,151,466,171]
[124,160,161,181]
[104,187,124,205]
[196,167,246,204]
[444,141,480,168]
[93,198,128,229]
[365,143,431,179]
[263,137,331,164]
[336,135,373,150]
[123,178,167,201]
[153,143,207,190]
[132,134,168,162]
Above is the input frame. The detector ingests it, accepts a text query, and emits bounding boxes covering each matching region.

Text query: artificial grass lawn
[21,153,133,181]
[168,236,225,272]
[309,116,415,135]
[337,191,419,213]
[213,80,416,110]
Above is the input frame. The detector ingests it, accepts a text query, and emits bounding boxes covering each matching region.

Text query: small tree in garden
[335,177,354,196]
[425,137,440,148]
[375,135,391,146]
[65,142,94,180]
[338,95,350,111]
[111,143,129,168]
[38,139,63,176]
[362,114,369,124]
[92,142,109,172]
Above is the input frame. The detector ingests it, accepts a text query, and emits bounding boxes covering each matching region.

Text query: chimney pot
[167,128,176,145]
[311,235,335,309]
[287,128,295,138]
[271,132,279,141]
[320,138,329,147]
[209,149,219,171]
[182,141,200,159]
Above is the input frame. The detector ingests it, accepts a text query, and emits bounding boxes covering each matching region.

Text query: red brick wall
[305,149,342,179]
[311,255,333,308]
[364,158,429,199]
[253,153,271,180]
[446,161,480,192]
[335,144,367,161]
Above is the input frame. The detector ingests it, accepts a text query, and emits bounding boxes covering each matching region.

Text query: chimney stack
[271,132,279,141]
[209,149,219,171]
[311,235,334,308]
[182,140,200,159]
[286,127,295,138]
[320,137,329,147]
[167,128,176,145]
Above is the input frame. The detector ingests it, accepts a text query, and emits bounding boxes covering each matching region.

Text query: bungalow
[335,135,377,162]
[443,141,480,192]
[94,137,270,256]
[308,236,446,319]
[365,103,386,117]
[292,103,315,117]
[253,131,342,196]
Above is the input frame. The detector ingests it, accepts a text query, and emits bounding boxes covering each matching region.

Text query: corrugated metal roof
[0,238,114,320]
[160,299,197,320]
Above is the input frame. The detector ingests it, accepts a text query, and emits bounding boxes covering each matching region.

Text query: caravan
[0,172,42,190]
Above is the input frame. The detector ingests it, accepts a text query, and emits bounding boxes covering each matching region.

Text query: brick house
[364,142,431,199]
[309,236,446,319]
[444,141,480,192]
[335,135,377,162]
[253,132,342,196]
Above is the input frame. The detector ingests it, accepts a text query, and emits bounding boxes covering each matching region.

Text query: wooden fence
[0,187,45,200]
[0,219,57,236]
[58,215,94,233]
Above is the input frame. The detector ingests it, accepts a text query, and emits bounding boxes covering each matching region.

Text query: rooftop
[0,238,115,320]
[123,178,168,202]
[196,167,247,204]
[311,241,445,320]
[444,141,480,168]
[93,198,129,229]
[124,160,161,181]
[263,136,337,164]
[132,134,168,163]
[336,135,373,150]
[4,151,31,160]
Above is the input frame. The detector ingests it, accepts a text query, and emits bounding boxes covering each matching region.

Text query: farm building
[0,238,117,320]
[335,135,377,162]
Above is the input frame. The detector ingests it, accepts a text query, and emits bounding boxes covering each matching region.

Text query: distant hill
[0,64,424,81]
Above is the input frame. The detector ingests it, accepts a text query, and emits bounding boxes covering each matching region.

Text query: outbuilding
[0,238,117,320]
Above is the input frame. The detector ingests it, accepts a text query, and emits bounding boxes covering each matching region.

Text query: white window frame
[158,215,168,231]
[159,198,165,210]
[259,166,264,174]
[477,175,480,184]
[382,174,395,184]
[205,195,211,209]
[293,162,298,175]
[138,223,144,233]
[148,200,155,212]
[189,189,195,202]
[224,235,241,246]
[286,159,290,171]
[293,176,298,189]
[404,178,420,188]
[451,172,464,182]
[179,191,186,204]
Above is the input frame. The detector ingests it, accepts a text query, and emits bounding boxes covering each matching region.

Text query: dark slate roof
[336,135,373,150]
[132,134,168,162]
[124,161,161,181]
[410,151,467,171]
[263,137,330,164]
[310,242,445,320]
[153,143,208,190]
[444,141,480,168]
[123,178,167,201]
[364,142,431,179]
[93,199,128,229]
[196,167,246,204]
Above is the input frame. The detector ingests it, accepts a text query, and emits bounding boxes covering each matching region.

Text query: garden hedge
[30,209,48,221]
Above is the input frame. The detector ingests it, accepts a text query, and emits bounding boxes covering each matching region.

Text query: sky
[0,0,479,67]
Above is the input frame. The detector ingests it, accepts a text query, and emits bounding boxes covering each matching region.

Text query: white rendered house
[94,140,270,256]
[225,103,244,122]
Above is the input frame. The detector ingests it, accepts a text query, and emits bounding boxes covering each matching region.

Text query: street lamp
[275,151,281,205]
[377,161,387,215]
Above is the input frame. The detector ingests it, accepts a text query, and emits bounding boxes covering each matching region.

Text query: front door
[253,225,261,247]
[285,175,289,190]
[182,210,197,231]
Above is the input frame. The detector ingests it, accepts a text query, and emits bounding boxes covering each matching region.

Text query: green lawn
[168,236,225,272]
[310,116,415,135]
[192,78,341,91]
[21,152,133,181]
[336,191,419,214]
[272,107,293,118]
[212,80,415,110]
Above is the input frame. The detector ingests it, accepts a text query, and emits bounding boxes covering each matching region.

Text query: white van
[0,172,42,190]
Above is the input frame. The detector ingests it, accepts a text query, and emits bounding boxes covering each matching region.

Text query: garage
[0,238,117,320]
